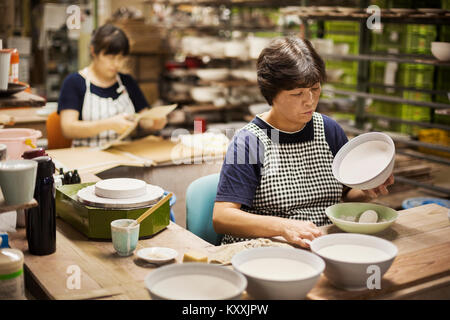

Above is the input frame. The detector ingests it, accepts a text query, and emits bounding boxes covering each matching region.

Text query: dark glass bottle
[25,156,56,255]
[63,170,73,185]
[71,169,81,184]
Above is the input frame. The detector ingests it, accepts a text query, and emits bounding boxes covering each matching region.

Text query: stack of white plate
[77,178,164,209]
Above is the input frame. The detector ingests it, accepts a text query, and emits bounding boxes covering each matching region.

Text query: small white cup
[0,49,11,91]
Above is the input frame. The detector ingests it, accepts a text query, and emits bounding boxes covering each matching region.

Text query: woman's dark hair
[257,37,326,105]
[90,24,130,56]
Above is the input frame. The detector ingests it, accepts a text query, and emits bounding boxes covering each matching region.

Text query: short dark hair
[257,37,326,105]
[90,24,130,56]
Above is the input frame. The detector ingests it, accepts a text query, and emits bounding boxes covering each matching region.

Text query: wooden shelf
[182,103,247,113]
[0,91,46,108]
[0,197,38,214]
[322,53,450,67]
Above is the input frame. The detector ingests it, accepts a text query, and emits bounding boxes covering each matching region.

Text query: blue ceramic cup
[111,219,140,256]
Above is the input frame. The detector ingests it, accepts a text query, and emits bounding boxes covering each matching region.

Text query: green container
[56,183,170,240]
[325,203,398,235]
[371,24,436,55]
[324,21,360,34]
[398,64,435,89]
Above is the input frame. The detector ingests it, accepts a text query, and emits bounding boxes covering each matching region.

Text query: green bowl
[325,203,398,234]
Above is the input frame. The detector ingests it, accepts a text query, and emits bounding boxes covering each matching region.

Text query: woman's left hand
[361,174,395,200]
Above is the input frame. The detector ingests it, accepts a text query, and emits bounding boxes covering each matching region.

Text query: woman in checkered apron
[213,37,394,248]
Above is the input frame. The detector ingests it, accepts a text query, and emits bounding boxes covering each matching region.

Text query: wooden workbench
[0,91,46,108]
[7,203,450,300]
[1,107,49,138]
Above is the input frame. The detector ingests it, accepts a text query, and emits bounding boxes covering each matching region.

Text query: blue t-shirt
[215,114,348,207]
[57,72,148,119]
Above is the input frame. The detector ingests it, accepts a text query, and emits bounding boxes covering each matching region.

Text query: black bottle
[25,156,56,255]
[71,169,81,184]
[64,170,73,185]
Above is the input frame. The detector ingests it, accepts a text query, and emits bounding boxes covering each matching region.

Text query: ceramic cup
[0,50,11,91]
[0,144,6,160]
[111,219,140,257]
[0,159,37,205]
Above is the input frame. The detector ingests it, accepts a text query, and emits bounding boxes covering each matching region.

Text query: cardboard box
[139,81,159,105]
[112,19,164,54]
[122,55,162,81]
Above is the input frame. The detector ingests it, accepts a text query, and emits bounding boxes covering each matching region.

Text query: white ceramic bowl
[190,87,224,103]
[431,42,450,61]
[310,233,397,291]
[231,247,325,300]
[145,263,247,300]
[136,247,178,264]
[332,132,395,190]
[196,68,229,82]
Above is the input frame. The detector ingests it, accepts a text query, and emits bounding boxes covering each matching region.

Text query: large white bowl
[196,68,229,82]
[332,132,395,190]
[231,247,325,300]
[310,233,397,291]
[145,263,247,300]
[431,42,450,61]
[190,87,224,103]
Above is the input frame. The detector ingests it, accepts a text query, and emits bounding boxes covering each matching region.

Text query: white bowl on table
[145,263,247,300]
[332,132,395,190]
[431,42,450,61]
[196,68,229,82]
[231,247,325,300]
[310,233,398,291]
[190,87,224,103]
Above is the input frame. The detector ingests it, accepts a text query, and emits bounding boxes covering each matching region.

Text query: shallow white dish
[190,86,224,103]
[145,263,247,300]
[310,233,397,291]
[332,132,395,190]
[196,68,229,82]
[136,247,178,264]
[431,42,450,61]
[231,247,324,300]
[77,184,164,209]
[95,178,147,199]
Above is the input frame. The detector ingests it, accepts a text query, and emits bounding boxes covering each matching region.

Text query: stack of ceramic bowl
[77,178,164,209]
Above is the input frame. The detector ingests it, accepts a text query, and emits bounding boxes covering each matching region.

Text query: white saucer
[136,247,178,264]
[95,178,147,199]
[77,184,164,209]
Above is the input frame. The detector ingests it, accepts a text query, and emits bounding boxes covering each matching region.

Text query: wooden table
[7,203,450,300]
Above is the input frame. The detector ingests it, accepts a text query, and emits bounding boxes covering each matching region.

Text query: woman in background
[58,23,166,147]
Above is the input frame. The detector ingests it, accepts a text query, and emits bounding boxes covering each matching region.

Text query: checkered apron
[221,112,343,244]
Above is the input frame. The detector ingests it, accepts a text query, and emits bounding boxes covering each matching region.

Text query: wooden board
[47,147,147,175]
[0,196,37,213]
[307,204,450,300]
[0,91,46,108]
[99,104,177,151]
[48,136,226,174]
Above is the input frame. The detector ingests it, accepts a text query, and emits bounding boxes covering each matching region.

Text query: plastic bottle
[0,234,25,300]
[25,156,56,256]
[8,49,19,83]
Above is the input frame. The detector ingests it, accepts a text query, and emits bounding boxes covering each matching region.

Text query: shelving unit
[145,0,449,196]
